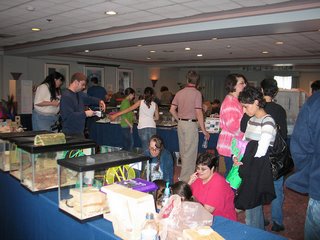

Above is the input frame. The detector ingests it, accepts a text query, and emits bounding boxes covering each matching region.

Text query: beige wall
[299,72,320,95]
[1,55,320,102]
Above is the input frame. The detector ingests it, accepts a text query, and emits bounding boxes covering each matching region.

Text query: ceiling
[1,0,320,67]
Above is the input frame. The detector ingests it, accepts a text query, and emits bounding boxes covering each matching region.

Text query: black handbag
[268,125,294,180]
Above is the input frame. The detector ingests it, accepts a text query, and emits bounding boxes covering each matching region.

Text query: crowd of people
[30,70,319,239]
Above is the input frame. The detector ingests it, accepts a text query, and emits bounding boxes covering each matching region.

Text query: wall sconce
[150,79,158,87]
[149,67,160,88]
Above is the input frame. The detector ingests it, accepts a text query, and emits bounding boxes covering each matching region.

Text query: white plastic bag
[158,195,213,240]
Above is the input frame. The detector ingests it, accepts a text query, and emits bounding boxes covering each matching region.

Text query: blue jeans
[121,127,133,151]
[245,205,265,230]
[271,176,284,225]
[32,110,58,131]
[138,127,156,152]
[305,198,320,240]
[224,156,233,177]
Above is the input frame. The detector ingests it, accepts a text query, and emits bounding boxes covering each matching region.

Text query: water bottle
[141,213,158,240]
[161,182,171,208]
[202,137,208,149]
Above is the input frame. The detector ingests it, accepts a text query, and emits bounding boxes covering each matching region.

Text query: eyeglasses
[196,166,210,172]
[149,146,160,152]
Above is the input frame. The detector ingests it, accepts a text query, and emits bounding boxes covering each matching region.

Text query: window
[274,76,292,89]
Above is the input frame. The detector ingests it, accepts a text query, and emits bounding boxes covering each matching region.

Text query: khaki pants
[177,121,199,182]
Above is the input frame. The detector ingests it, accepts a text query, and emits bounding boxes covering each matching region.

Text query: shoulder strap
[261,114,272,125]
[262,114,281,132]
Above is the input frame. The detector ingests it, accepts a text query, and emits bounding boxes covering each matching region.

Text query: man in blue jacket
[60,72,105,136]
[285,91,320,240]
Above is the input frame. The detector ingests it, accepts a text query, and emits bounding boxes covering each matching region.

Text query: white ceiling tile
[114,0,150,5]
[0,0,30,5]
[234,0,268,7]
[215,2,243,11]
[262,0,291,4]
[48,4,76,12]
[131,0,174,11]
[182,1,223,13]
[120,10,164,22]
[0,4,11,11]
[0,0,319,66]
[21,0,57,10]
[45,0,73,3]
[147,4,200,18]
[82,2,136,14]
[169,0,194,3]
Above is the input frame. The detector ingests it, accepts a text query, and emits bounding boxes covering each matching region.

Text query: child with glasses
[144,135,174,184]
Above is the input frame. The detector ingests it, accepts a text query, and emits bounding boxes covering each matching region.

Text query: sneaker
[271,222,285,232]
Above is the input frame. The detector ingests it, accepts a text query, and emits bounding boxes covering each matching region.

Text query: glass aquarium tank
[157,105,177,127]
[18,136,96,192]
[0,131,50,173]
[57,150,149,221]
[0,139,10,171]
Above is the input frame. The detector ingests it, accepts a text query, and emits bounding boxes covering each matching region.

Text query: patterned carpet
[237,186,308,240]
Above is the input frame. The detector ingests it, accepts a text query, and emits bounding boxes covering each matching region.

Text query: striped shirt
[244,114,276,157]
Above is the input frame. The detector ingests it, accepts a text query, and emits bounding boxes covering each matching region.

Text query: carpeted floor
[237,186,308,240]
[173,158,308,240]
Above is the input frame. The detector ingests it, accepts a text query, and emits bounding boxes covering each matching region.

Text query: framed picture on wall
[116,68,133,92]
[84,66,105,87]
[45,63,70,87]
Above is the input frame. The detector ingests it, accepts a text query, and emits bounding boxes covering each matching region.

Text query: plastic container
[161,182,171,208]
[141,213,158,240]
[202,137,208,149]
[58,151,149,221]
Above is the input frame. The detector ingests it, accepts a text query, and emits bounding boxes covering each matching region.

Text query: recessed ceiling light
[105,10,117,15]
[26,6,35,11]
[31,28,41,32]
[185,47,191,51]
[275,41,284,45]
[212,37,218,40]
[262,51,269,54]
[137,44,143,47]
[84,50,90,53]
[226,45,231,48]
[197,54,203,57]
[147,57,151,60]
[150,50,156,53]
[273,64,293,66]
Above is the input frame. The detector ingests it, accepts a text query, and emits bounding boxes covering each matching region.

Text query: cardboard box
[101,184,156,240]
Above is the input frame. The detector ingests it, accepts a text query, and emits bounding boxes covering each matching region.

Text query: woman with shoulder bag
[235,86,277,230]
